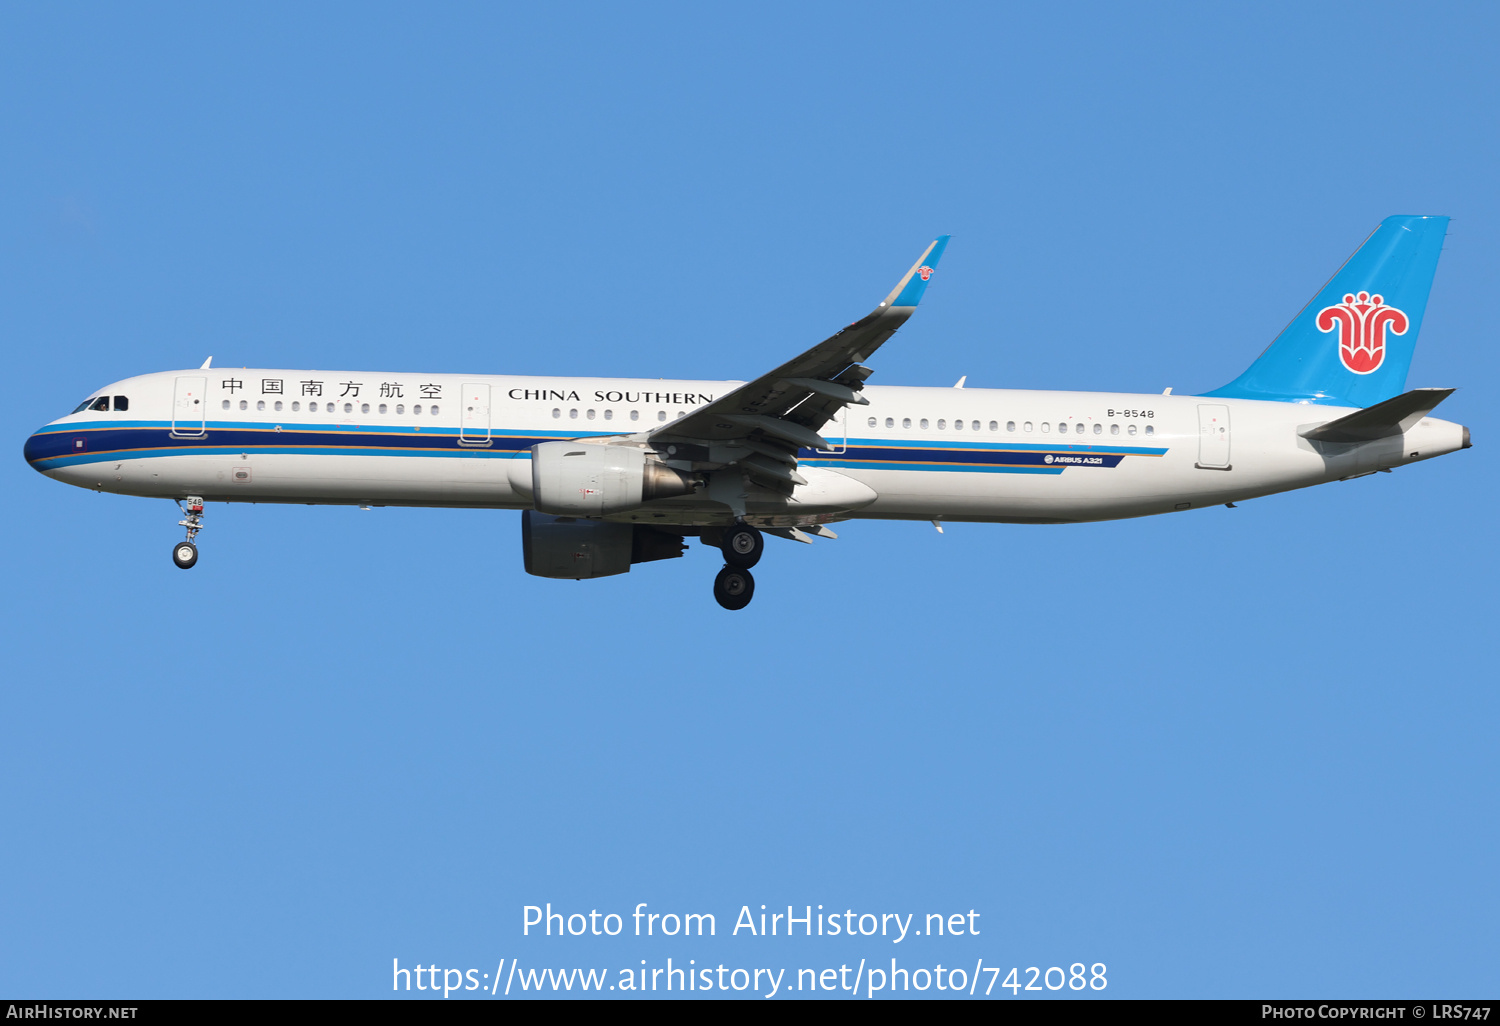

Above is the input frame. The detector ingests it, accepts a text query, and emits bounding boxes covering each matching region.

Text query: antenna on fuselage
[200,356,213,369]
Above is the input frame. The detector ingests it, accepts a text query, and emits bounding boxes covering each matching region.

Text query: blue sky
[2,1,1496,999]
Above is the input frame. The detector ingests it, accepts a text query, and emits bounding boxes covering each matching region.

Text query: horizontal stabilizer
[1298,387,1455,443]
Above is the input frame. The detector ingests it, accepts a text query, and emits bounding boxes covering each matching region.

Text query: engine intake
[530,440,698,516]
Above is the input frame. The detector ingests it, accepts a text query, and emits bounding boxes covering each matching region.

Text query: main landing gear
[173,496,204,570]
[713,565,755,610]
[720,524,764,569]
[712,524,762,610]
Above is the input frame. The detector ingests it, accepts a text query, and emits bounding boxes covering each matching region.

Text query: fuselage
[23,368,1469,525]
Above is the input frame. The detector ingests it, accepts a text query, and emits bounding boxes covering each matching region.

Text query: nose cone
[23,427,63,474]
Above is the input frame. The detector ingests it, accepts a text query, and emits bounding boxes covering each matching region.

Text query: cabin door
[172,376,207,438]
[460,383,492,446]
[1196,404,1231,469]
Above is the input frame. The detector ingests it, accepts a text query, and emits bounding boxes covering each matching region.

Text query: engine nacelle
[530,440,698,516]
[522,511,687,579]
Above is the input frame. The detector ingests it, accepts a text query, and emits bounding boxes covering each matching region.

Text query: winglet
[881,235,950,309]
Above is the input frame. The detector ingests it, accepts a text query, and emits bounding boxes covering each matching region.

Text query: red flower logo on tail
[917,266,934,281]
[1317,291,1408,375]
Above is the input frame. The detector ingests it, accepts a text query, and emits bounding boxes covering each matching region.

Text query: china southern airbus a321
[23,216,1470,609]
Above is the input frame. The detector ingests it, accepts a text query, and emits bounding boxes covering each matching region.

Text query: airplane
[23,216,1470,610]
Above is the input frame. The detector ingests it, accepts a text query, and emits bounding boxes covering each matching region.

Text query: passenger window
[239,400,248,411]
[1006,421,1015,432]
[257,400,266,411]
[377,403,386,414]
[113,396,129,411]
[339,402,350,413]
[937,419,946,430]
[953,419,962,431]
[867,417,876,428]
[604,409,613,420]
[630,410,639,421]
[973,421,981,431]
[413,404,423,415]
[902,418,911,429]
[885,417,894,428]
[1076,423,1085,435]
[1041,422,1051,433]
[1145,424,1154,436]
[586,409,596,420]
[1128,424,1137,436]
[920,418,929,429]
[396,404,405,414]
[275,401,284,412]
[291,401,300,412]
[430,405,440,416]
[658,411,667,421]
[1023,421,1032,433]
[1110,424,1119,435]
[361,403,370,414]
[221,400,231,410]
[569,409,578,419]
[552,408,560,418]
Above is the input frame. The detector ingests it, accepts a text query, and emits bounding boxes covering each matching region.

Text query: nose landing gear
[173,497,204,569]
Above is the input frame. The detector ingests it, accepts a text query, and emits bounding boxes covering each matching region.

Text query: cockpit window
[88,397,110,412]
[72,398,97,414]
[113,396,129,411]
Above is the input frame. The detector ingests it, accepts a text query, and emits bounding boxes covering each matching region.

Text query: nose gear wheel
[173,496,205,569]
[172,541,198,569]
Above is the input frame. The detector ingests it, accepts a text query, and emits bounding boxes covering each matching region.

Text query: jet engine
[529,440,699,516]
[522,511,688,579]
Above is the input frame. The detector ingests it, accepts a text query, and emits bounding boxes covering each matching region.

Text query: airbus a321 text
[24,217,1470,609]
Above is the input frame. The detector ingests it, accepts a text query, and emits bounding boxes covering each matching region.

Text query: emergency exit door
[1196,404,1231,469]
[814,407,847,455]
[459,383,491,446]
[171,376,207,438]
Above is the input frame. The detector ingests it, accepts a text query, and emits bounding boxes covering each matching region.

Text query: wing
[648,235,950,492]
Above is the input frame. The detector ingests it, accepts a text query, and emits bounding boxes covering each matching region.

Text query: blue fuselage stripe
[26,420,1170,472]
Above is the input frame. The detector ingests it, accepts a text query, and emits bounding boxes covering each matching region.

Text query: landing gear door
[814,407,847,455]
[459,382,491,446]
[172,376,207,438]
[1196,404,1231,469]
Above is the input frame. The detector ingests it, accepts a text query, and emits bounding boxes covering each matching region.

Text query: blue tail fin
[1203,215,1448,407]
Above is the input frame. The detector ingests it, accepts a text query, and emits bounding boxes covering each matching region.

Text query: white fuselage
[26,368,1468,526]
